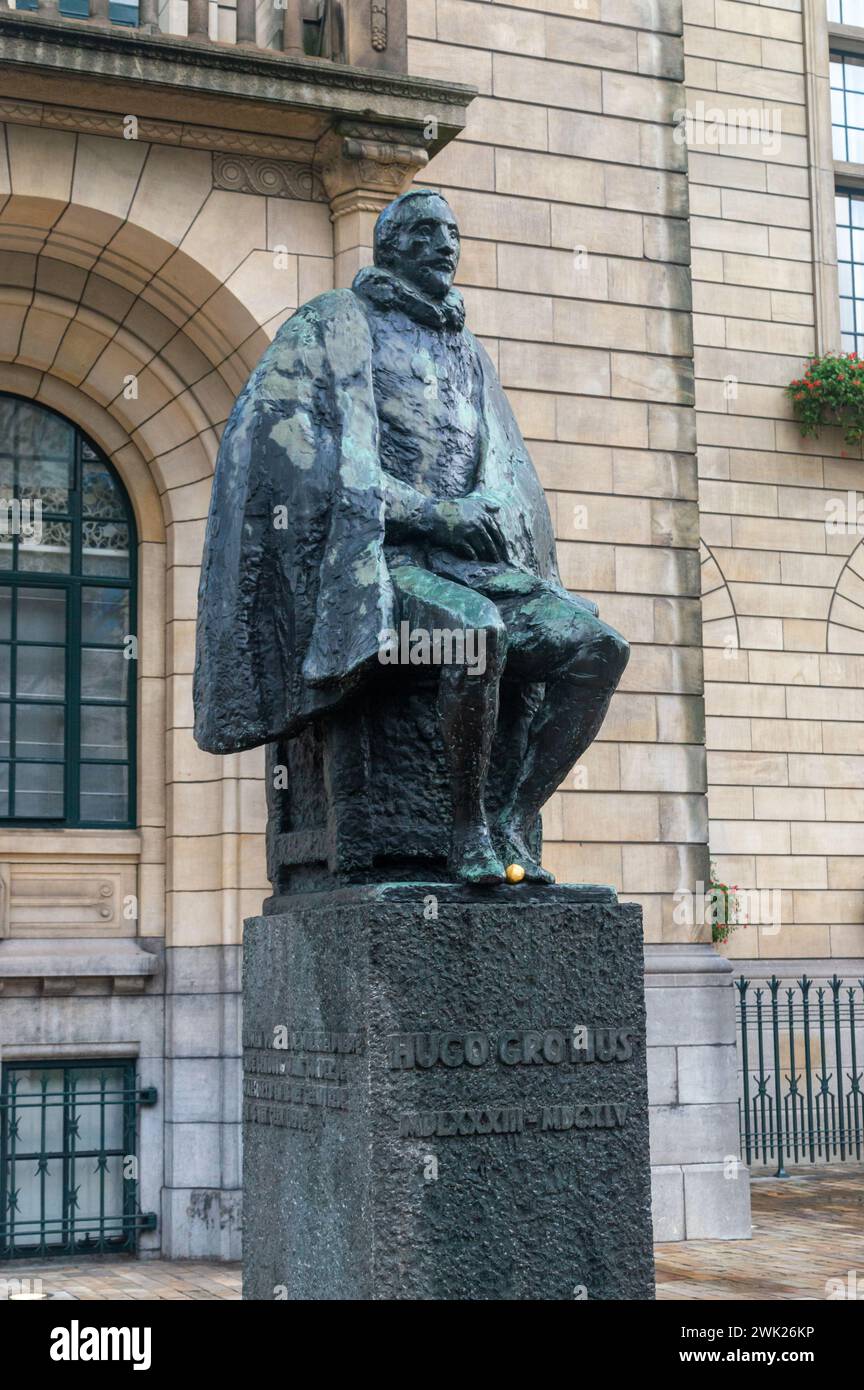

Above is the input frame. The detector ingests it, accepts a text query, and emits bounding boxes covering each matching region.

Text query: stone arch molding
[827,536,864,654]
[699,540,740,651]
[0,184,273,512]
[0,181,275,932]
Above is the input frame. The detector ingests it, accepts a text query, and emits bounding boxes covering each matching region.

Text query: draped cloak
[193,277,563,755]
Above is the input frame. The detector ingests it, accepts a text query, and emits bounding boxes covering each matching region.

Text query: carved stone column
[329,0,408,73]
[315,120,431,287]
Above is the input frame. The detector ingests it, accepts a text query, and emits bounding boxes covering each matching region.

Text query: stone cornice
[0,938,159,994]
[0,95,319,162]
[0,14,475,140]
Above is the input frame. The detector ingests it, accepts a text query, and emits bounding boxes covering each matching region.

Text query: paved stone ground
[656,1165,864,1301]
[1,1167,860,1299]
[0,1260,242,1300]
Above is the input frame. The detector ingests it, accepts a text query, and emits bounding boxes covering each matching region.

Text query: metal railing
[0,1060,157,1259]
[737,975,864,1174]
[2,0,330,58]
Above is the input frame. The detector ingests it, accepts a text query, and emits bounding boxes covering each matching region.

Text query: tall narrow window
[828,0,864,25]
[836,191,864,354]
[0,394,137,828]
[831,53,864,162]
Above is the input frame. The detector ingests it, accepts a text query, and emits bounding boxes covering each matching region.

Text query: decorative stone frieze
[212,151,326,202]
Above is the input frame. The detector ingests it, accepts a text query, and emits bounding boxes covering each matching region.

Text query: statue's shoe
[449,828,507,885]
[494,821,556,884]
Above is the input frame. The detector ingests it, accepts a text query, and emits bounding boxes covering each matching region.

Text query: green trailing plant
[708,863,745,946]
[786,352,864,446]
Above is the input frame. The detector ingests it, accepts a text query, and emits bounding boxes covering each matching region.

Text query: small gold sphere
[505,863,526,884]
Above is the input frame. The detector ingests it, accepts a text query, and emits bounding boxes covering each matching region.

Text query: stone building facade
[0,0,858,1262]
[690,0,864,975]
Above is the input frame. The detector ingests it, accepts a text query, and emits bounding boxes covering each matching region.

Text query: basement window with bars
[0,393,137,828]
[0,1060,156,1259]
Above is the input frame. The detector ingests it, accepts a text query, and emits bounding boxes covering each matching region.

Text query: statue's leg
[494,590,630,883]
[389,563,508,885]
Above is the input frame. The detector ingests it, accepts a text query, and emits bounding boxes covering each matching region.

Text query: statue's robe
[193,273,563,755]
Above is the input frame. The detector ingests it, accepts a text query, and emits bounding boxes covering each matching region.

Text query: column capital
[314,120,431,286]
[314,119,430,203]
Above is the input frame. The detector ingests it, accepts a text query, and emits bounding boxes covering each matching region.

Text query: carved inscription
[398,1102,629,1138]
[389,1027,636,1069]
[242,1024,640,1141]
[390,1025,637,1141]
[243,1028,363,1130]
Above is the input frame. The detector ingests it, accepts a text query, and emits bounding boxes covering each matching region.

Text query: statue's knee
[596,625,629,685]
[566,618,629,686]
[439,601,505,678]
[476,616,507,677]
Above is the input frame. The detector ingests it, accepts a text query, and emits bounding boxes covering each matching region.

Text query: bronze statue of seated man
[194,189,629,887]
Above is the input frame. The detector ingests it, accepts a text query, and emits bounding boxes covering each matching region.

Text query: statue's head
[373,190,460,302]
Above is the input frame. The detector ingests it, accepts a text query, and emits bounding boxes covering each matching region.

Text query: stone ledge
[644,942,734,987]
[0,829,141,859]
[0,937,159,995]
[0,1040,144,1060]
[728,956,864,980]
[0,14,475,144]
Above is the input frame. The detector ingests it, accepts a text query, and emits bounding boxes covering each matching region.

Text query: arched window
[0,395,137,827]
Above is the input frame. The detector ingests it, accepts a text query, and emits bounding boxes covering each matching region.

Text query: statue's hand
[428,495,507,562]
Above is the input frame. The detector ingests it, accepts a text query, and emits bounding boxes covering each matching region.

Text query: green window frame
[0,1059,157,1259]
[0,392,137,829]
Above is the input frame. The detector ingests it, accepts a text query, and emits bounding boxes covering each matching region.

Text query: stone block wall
[412,0,710,946]
[412,0,750,1237]
[684,0,864,971]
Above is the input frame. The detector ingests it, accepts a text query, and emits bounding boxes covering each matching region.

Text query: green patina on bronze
[194,190,630,887]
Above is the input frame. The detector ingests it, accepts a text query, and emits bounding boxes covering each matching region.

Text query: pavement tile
[2,1166,861,1300]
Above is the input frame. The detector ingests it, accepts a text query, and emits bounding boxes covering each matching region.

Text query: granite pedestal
[242,886,656,1300]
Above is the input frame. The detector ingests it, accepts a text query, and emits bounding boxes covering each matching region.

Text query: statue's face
[387,199,461,301]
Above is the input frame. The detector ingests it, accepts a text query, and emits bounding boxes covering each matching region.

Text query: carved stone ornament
[314,121,430,204]
[0,97,320,163]
[212,151,327,202]
[371,0,388,51]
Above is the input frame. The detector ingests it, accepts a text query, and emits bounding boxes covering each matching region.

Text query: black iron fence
[737,975,864,1174]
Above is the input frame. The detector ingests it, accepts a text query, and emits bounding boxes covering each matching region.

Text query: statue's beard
[396,263,455,302]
